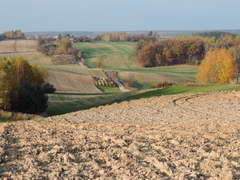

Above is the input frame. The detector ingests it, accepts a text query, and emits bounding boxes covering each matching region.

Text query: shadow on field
[54,92,112,96]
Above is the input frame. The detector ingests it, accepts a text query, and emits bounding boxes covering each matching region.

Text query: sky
[1,0,240,32]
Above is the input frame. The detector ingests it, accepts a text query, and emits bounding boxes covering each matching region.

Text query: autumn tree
[0,57,54,114]
[197,49,237,83]
[95,32,159,42]
[56,37,73,54]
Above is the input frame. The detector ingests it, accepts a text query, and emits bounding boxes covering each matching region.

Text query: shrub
[0,57,54,114]
[197,49,237,83]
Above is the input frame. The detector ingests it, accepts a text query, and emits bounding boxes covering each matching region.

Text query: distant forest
[24,30,240,39]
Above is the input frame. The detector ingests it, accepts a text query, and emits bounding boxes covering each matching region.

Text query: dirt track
[0,91,240,179]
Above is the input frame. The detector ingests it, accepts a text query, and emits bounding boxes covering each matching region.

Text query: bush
[0,57,54,114]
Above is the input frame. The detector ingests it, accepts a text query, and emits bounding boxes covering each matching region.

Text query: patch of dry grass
[0,40,38,53]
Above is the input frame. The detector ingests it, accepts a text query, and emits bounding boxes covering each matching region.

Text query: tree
[56,37,73,54]
[0,57,53,114]
[197,49,237,83]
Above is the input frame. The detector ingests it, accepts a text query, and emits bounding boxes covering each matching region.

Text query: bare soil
[0,91,240,179]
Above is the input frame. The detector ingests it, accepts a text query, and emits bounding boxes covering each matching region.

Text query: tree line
[136,33,240,67]
[0,30,26,40]
[136,39,205,67]
[74,32,160,42]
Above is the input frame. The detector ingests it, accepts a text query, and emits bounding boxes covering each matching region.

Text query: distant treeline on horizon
[25,30,240,38]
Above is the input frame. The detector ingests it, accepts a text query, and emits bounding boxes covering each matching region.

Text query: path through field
[0,91,240,179]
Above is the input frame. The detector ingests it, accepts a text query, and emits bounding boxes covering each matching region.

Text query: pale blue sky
[1,0,239,32]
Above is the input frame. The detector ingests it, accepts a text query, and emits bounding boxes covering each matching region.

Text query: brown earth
[0,91,240,179]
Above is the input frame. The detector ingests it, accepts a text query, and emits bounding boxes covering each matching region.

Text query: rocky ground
[0,91,240,179]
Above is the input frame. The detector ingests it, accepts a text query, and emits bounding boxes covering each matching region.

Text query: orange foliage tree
[197,49,237,83]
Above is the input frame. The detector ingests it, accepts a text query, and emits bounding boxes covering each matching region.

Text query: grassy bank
[126,84,240,101]
[47,92,128,115]
[47,84,240,116]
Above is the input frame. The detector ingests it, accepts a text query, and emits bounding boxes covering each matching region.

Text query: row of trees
[0,57,55,114]
[193,31,235,39]
[136,39,205,67]
[96,32,159,42]
[174,33,240,50]
[0,30,26,40]
[74,32,160,42]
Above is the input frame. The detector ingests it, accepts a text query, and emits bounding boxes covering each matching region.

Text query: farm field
[74,42,198,85]
[1,90,240,179]
[1,38,240,180]
[0,40,38,53]
[1,0,240,178]
[116,65,198,87]
[74,42,137,68]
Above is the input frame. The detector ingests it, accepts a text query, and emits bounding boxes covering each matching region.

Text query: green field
[74,42,137,68]
[74,42,198,86]
[115,65,198,87]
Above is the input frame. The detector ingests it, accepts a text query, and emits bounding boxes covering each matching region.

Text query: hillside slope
[0,91,240,179]
[47,71,101,93]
